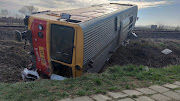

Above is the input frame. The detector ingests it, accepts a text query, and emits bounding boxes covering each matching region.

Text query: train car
[17,3,138,80]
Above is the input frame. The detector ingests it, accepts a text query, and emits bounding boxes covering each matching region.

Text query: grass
[137,39,180,49]
[0,64,180,101]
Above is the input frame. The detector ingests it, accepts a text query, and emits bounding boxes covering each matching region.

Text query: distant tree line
[0,17,24,25]
[135,25,180,31]
[0,5,38,25]
[157,24,180,31]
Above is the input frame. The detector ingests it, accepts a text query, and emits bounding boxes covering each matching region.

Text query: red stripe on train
[30,19,50,75]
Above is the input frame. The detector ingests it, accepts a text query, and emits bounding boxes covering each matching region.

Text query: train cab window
[51,24,75,64]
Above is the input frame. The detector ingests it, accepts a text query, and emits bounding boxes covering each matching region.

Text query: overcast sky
[0,0,179,26]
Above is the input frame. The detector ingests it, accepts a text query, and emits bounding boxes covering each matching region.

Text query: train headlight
[38,32,43,38]
[38,24,43,30]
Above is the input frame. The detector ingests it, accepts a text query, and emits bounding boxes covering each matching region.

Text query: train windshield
[51,24,75,64]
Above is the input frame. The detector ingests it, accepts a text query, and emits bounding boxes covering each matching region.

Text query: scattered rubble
[161,49,172,55]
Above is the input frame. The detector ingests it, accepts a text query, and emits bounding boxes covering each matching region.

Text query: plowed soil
[0,27,180,83]
[0,27,31,83]
[107,30,180,68]
[107,39,180,68]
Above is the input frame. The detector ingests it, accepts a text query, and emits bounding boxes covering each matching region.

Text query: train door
[117,16,134,45]
[117,16,122,46]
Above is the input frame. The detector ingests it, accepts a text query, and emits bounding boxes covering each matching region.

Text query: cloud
[0,0,170,10]
[115,1,169,9]
[0,0,173,16]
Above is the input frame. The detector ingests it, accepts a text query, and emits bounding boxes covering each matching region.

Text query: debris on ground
[161,49,173,55]
[50,74,66,80]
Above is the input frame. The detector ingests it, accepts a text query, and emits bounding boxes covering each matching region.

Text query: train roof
[31,3,137,24]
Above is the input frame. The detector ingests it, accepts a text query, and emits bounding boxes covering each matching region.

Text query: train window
[51,61,73,77]
[51,24,75,64]
[129,16,133,29]
[129,16,133,23]
[129,24,133,29]
[119,22,122,32]
[115,17,118,31]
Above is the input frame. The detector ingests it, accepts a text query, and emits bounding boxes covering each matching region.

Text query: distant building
[151,25,157,31]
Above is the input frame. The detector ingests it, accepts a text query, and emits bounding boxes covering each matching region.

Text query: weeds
[77,90,86,96]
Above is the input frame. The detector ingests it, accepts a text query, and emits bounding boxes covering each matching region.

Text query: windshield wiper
[63,53,69,56]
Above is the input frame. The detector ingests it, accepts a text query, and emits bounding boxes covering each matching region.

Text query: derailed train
[16,3,138,80]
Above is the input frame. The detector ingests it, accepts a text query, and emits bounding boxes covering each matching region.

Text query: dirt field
[0,27,180,83]
[107,30,180,68]
[0,27,30,83]
[0,27,26,40]
[107,39,180,68]
[134,30,180,40]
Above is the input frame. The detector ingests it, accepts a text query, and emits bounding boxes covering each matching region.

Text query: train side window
[115,17,118,31]
[129,16,133,23]
[129,24,133,29]
[119,22,122,32]
[129,16,133,29]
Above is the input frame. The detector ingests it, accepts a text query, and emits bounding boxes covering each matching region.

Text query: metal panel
[81,5,138,66]
[83,17,117,65]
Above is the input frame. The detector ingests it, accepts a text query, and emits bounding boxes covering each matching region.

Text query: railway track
[133,29,180,33]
